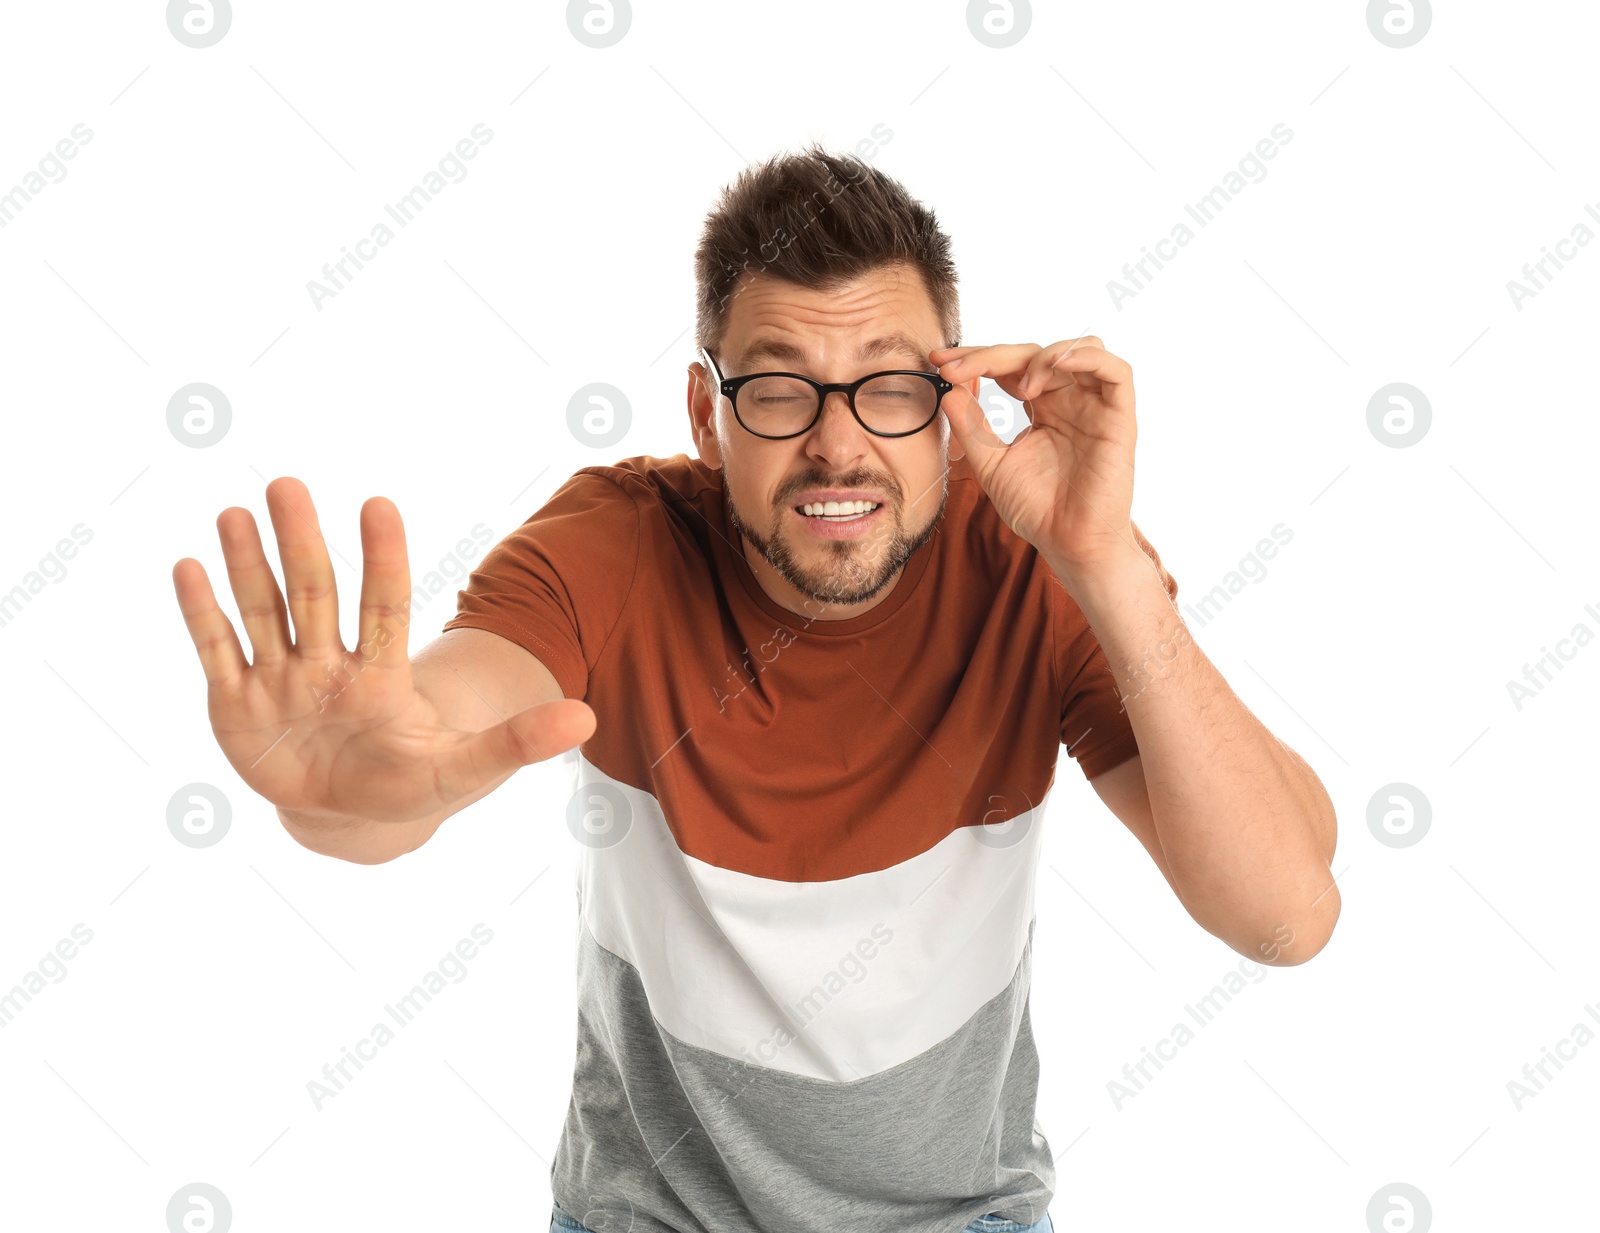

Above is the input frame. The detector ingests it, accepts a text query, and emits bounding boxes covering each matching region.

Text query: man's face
[687,264,973,619]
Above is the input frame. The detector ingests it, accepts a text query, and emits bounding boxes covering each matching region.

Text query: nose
[805,389,871,472]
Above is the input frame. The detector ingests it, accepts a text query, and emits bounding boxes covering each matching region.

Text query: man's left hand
[932,336,1138,588]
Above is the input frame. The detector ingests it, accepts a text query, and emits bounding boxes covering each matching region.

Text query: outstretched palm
[172,477,593,827]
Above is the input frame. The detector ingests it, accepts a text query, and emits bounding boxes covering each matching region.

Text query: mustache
[775,470,901,505]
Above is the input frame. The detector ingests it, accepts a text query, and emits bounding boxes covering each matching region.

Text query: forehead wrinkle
[734,330,934,374]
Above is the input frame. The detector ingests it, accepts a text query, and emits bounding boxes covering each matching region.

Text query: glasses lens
[737,376,818,436]
[856,373,938,435]
[732,372,941,437]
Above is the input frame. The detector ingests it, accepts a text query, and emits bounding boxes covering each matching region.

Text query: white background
[1,1,1596,1230]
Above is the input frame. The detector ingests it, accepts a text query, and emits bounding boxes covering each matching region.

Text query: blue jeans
[550,1198,1054,1232]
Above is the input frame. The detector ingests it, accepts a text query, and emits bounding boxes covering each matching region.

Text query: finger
[941,382,1008,472]
[927,345,984,363]
[936,343,1044,389]
[265,477,344,658]
[1018,336,1106,397]
[172,558,249,688]
[936,337,1104,368]
[356,496,412,668]
[217,506,293,666]
[1048,345,1133,405]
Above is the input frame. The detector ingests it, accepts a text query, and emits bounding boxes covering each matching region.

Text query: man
[173,144,1339,1233]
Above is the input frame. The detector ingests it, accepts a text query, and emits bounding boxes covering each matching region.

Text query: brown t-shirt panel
[444,452,1178,882]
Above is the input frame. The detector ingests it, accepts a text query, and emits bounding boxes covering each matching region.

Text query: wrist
[1042,534,1159,611]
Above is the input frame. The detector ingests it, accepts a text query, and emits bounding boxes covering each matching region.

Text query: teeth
[800,500,879,517]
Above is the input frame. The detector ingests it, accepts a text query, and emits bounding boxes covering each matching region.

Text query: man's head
[686,144,978,619]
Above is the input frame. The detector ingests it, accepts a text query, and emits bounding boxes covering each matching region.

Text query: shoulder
[571,452,718,498]
[557,453,720,523]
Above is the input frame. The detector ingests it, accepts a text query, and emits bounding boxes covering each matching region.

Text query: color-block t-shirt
[443,451,1177,1233]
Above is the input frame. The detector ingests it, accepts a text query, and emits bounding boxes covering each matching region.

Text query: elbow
[1246,882,1342,967]
[1317,798,1339,868]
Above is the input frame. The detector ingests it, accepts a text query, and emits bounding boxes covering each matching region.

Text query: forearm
[1053,540,1340,959]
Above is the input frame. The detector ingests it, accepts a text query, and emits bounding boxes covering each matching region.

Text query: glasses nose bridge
[813,379,865,430]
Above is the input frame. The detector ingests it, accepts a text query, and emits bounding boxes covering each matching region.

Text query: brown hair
[693,141,961,359]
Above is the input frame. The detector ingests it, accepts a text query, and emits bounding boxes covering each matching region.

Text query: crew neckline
[714,473,943,637]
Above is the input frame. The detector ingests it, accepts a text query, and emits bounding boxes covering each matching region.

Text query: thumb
[943,383,1007,474]
[461,698,597,781]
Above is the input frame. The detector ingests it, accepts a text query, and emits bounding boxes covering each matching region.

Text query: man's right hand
[172,477,595,829]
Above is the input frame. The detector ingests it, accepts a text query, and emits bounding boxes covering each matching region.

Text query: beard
[725,464,948,608]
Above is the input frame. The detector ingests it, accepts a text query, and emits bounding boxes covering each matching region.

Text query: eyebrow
[733,332,935,374]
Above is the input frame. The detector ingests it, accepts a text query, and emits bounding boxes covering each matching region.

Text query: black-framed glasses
[700,347,953,440]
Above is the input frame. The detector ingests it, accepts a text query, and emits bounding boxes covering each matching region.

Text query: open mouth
[794,499,881,522]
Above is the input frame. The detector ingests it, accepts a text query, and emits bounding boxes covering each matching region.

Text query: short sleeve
[441,469,640,700]
[1053,521,1179,780]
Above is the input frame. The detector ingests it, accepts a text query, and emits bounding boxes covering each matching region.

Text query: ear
[686,361,724,471]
